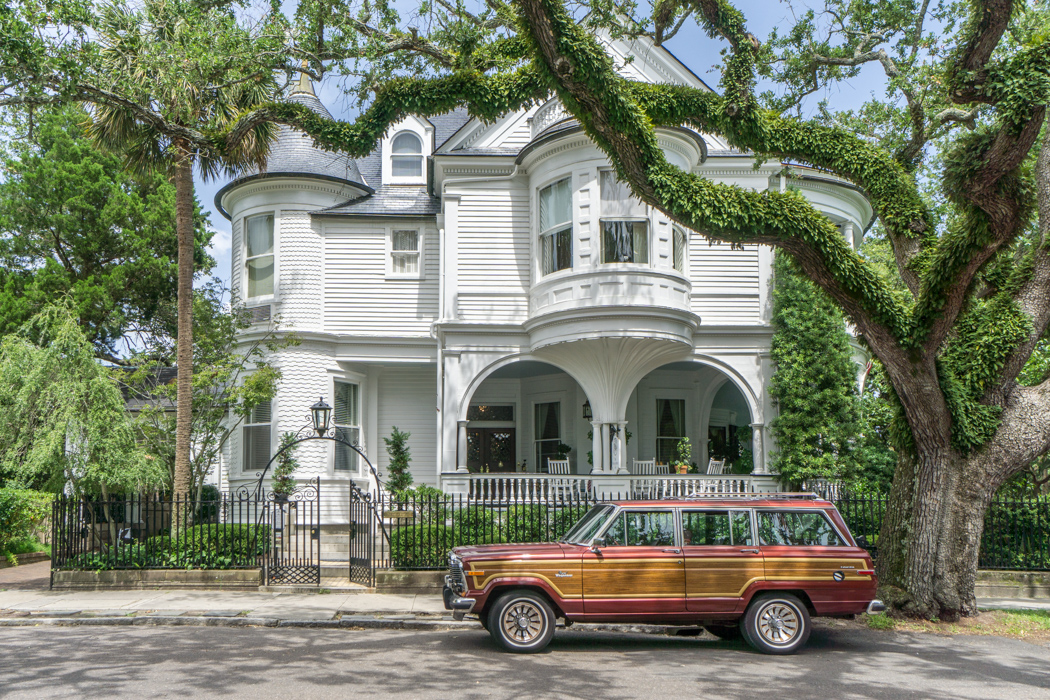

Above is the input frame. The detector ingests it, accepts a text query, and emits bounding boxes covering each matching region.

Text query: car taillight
[859,570,875,575]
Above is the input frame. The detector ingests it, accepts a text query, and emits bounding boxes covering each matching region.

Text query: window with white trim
[391,132,423,178]
[242,401,271,474]
[539,178,572,276]
[334,381,360,472]
[673,226,687,274]
[600,171,649,264]
[389,229,421,277]
[245,213,274,298]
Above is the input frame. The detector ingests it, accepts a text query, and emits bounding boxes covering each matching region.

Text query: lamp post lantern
[311,397,332,436]
[582,400,592,421]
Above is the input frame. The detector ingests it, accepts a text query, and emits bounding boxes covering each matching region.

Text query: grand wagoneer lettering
[442,494,884,654]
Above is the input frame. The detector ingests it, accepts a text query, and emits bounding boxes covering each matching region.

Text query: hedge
[0,489,54,555]
[66,524,271,571]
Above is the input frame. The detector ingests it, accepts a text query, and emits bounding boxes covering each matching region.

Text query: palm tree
[87,0,280,507]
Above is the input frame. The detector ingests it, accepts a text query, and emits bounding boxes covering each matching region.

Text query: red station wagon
[443,494,884,654]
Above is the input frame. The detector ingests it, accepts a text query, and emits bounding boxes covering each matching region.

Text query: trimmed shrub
[0,489,54,555]
[390,522,459,569]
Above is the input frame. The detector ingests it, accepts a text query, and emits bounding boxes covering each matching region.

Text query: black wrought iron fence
[50,479,322,586]
[979,496,1050,571]
[371,492,601,570]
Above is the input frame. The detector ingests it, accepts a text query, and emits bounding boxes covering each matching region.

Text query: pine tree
[383,427,414,493]
[769,251,864,486]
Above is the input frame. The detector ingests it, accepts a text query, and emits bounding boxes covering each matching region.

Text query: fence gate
[266,478,321,586]
[348,487,386,587]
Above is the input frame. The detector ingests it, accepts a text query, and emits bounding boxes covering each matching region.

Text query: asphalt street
[0,622,1047,699]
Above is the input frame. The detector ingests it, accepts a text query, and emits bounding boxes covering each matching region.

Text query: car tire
[487,590,556,653]
[704,624,742,641]
[741,593,811,655]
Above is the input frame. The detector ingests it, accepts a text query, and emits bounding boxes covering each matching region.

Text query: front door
[583,508,685,614]
[682,509,764,613]
[467,428,516,473]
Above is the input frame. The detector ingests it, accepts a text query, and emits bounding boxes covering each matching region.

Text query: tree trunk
[172,144,194,522]
[877,449,994,621]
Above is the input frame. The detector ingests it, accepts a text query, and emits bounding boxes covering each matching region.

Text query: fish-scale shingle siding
[276,211,324,331]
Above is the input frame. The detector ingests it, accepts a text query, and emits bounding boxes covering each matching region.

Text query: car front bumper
[443,575,477,621]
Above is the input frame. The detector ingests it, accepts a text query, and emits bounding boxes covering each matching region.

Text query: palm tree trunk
[173,143,194,521]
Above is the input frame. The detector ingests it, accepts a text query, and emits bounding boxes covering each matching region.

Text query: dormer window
[600,171,649,265]
[539,178,572,276]
[391,132,423,178]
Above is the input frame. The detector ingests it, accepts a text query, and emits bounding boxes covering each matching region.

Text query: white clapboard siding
[498,119,533,149]
[457,186,530,321]
[378,366,439,487]
[324,225,439,334]
[689,239,760,324]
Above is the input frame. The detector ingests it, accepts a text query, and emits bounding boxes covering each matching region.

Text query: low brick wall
[975,571,1050,599]
[375,570,445,594]
[52,569,262,591]
[0,552,50,569]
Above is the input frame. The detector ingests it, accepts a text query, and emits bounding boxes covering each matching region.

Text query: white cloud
[207,224,232,256]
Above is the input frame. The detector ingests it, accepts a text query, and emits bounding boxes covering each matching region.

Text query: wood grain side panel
[685,558,765,598]
[763,557,873,583]
[470,559,583,599]
[581,558,686,599]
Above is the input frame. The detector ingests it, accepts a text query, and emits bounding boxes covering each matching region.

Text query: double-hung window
[534,402,562,473]
[389,229,421,276]
[391,132,423,178]
[334,381,360,473]
[673,226,687,274]
[245,213,274,298]
[242,401,272,474]
[600,171,649,264]
[539,178,572,276]
[656,398,686,466]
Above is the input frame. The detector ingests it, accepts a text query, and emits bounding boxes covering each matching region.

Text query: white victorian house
[215,34,871,517]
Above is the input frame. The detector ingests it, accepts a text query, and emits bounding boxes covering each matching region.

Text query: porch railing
[466,473,768,501]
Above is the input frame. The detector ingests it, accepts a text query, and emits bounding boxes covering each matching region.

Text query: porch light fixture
[311,397,332,436]
[582,401,592,421]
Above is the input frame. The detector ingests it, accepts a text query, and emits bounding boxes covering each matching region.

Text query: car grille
[449,558,467,593]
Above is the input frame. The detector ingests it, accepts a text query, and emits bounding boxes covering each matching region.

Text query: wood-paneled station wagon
[443,494,884,654]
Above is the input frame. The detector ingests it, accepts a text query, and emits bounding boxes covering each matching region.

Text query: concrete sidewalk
[1,560,1047,629]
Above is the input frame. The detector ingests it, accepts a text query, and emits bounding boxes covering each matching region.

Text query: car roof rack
[679,492,823,501]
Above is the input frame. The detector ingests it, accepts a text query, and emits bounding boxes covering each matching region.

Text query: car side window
[757,510,845,547]
[683,511,731,546]
[603,510,675,547]
[682,510,754,546]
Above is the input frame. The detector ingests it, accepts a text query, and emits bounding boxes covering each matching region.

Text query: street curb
[0,614,692,636]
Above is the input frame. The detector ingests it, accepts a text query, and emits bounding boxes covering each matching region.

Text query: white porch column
[750,422,766,474]
[613,421,628,473]
[456,420,470,474]
[599,423,612,473]
[590,420,603,475]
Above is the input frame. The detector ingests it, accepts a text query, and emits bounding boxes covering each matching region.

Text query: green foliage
[383,427,414,493]
[0,488,53,555]
[503,504,589,543]
[672,437,692,473]
[0,107,212,360]
[0,303,164,495]
[127,284,295,495]
[66,524,270,570]
[769,252,865,485]
[390,485,450,525]
[271,433,300,497]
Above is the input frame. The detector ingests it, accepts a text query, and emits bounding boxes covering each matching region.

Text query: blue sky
[198,0,888,292]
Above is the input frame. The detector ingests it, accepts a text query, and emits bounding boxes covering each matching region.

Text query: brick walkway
[0,561,51,590]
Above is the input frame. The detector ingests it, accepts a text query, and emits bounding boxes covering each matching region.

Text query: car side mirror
[590,537,605,553]
[855,535,870,550]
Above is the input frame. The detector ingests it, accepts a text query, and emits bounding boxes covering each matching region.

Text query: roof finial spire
[292,60,316,96]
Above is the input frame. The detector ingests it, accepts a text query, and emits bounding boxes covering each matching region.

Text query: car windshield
[558,505,615,544]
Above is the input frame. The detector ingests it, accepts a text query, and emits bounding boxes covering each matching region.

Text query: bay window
[242,401,272,473]
[673,226,687,274]
[539,178,572,275]
[600,171,649,264]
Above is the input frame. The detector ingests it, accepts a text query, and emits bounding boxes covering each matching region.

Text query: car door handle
[663,548,681,554]
[739,548,760,554]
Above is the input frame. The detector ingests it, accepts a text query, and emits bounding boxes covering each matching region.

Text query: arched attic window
[391,132,423,178]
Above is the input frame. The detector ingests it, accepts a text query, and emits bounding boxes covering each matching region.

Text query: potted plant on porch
[672,437,692,475]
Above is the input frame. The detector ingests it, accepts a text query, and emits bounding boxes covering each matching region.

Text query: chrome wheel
[742,593,811,655]
[487,591,556,653]
[501,600,544,645]
[756,602,800,646]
